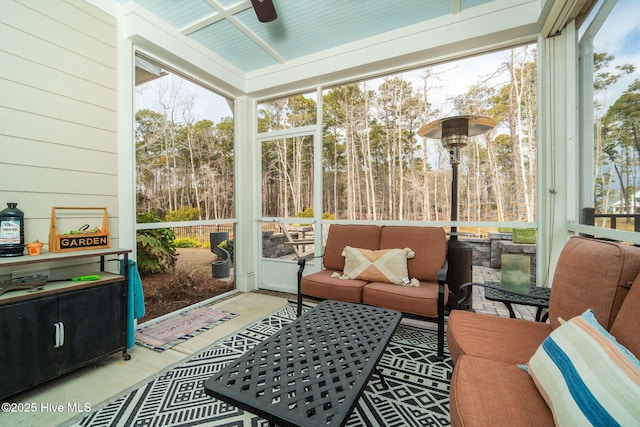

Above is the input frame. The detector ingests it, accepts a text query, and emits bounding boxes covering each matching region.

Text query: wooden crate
[49,207,111,253]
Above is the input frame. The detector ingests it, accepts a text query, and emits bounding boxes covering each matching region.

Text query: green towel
[121,259,145,348]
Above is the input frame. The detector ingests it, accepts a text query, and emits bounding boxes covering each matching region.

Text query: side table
[460,281,550,322]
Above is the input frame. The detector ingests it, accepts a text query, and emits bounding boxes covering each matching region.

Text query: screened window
[261,135,314,217]
[580,0,640,232]
[135,56,234,222]
[321,46,537,223]
[257,92,317,131]
[133,55,236,284]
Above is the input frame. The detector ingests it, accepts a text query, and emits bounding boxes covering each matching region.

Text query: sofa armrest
[437,258,448,286]
[296,258,307,317]
[436,258,448,360]
[297,258,307,289]
[296,255,324,317]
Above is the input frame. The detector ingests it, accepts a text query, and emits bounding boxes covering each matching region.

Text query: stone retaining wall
[466,232,537,285]
[262,231,295,258]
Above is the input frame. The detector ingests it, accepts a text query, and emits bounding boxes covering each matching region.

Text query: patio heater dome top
[418,114,496,143]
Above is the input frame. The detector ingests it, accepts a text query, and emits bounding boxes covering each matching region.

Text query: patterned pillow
[527,309,640,426]
[336,246,418,286]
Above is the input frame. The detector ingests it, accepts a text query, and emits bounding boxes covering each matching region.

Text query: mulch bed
[139,248,234,323]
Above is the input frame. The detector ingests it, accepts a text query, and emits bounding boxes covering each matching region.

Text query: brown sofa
[296,224,449,359]
[447,236,640,426]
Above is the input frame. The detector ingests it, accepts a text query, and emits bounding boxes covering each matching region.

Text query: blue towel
[120,259,145,349]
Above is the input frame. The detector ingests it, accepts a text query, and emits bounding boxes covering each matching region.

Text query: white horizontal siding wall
[0,0,119,250]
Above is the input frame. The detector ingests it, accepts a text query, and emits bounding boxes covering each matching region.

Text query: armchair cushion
[527,309,640,426]
[610,273,640,357]
[447,310,551,364]
[449,355,554,427]
[548,236,640,330]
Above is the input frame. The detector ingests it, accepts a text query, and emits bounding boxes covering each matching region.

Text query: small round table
[460,281,550,322]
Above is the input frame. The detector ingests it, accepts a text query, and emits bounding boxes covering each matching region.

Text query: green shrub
[174,237,202,248]
[219,239,234,261]
[322,211,336,220]
[295,207,314,218]
[136,213,177,274]
[165,207,201,222]
[294,208,336,220]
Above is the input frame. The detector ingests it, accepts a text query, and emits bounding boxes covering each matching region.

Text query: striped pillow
[528,309,640,426]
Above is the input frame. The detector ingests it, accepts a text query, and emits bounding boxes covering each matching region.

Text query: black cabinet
[0,296,59,396]
[0,249,130,400]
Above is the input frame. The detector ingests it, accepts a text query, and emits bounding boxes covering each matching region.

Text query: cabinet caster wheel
[123,353,131,361]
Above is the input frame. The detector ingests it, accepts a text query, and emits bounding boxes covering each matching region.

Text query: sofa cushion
[610,274,640,357]
[378,226,446,281]
[447,310,551,365]
[340,246,416,285]
[548,237,640,330]
[362,280,447,318]
[449,355,554,427]
[528,309,640,426]
[300,269,367,303]
[323,224,381,271]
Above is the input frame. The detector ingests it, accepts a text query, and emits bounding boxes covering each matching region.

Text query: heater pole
[418,115,496,311]
[450,152,458,241]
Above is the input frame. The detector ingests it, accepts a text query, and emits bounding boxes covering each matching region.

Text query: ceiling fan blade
[250,0,277,23]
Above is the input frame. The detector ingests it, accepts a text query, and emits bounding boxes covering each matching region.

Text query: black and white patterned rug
[66,304,453,427]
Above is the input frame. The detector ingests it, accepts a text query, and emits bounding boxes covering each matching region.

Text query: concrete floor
[2,266,538,427]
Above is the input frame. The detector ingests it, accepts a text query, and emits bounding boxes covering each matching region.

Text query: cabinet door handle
[54,323,60,348]
[54,322,65,348]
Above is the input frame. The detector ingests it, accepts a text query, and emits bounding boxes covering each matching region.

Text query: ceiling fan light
[251,0,278,23]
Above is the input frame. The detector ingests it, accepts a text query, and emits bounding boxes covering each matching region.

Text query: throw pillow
[336,246,418,286]
[527,309,640,426]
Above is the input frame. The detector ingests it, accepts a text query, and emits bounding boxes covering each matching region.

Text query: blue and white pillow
[527,309,640,426]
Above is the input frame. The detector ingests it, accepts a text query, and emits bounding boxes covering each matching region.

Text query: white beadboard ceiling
[117,0,497,73]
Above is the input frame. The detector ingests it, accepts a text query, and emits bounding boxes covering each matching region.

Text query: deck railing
[582,207,640,232]
[171,224,234,243]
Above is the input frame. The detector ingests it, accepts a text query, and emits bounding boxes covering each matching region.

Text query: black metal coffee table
[204,300,402,427]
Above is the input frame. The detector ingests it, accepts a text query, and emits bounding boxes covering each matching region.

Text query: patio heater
[418,115,496,310]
